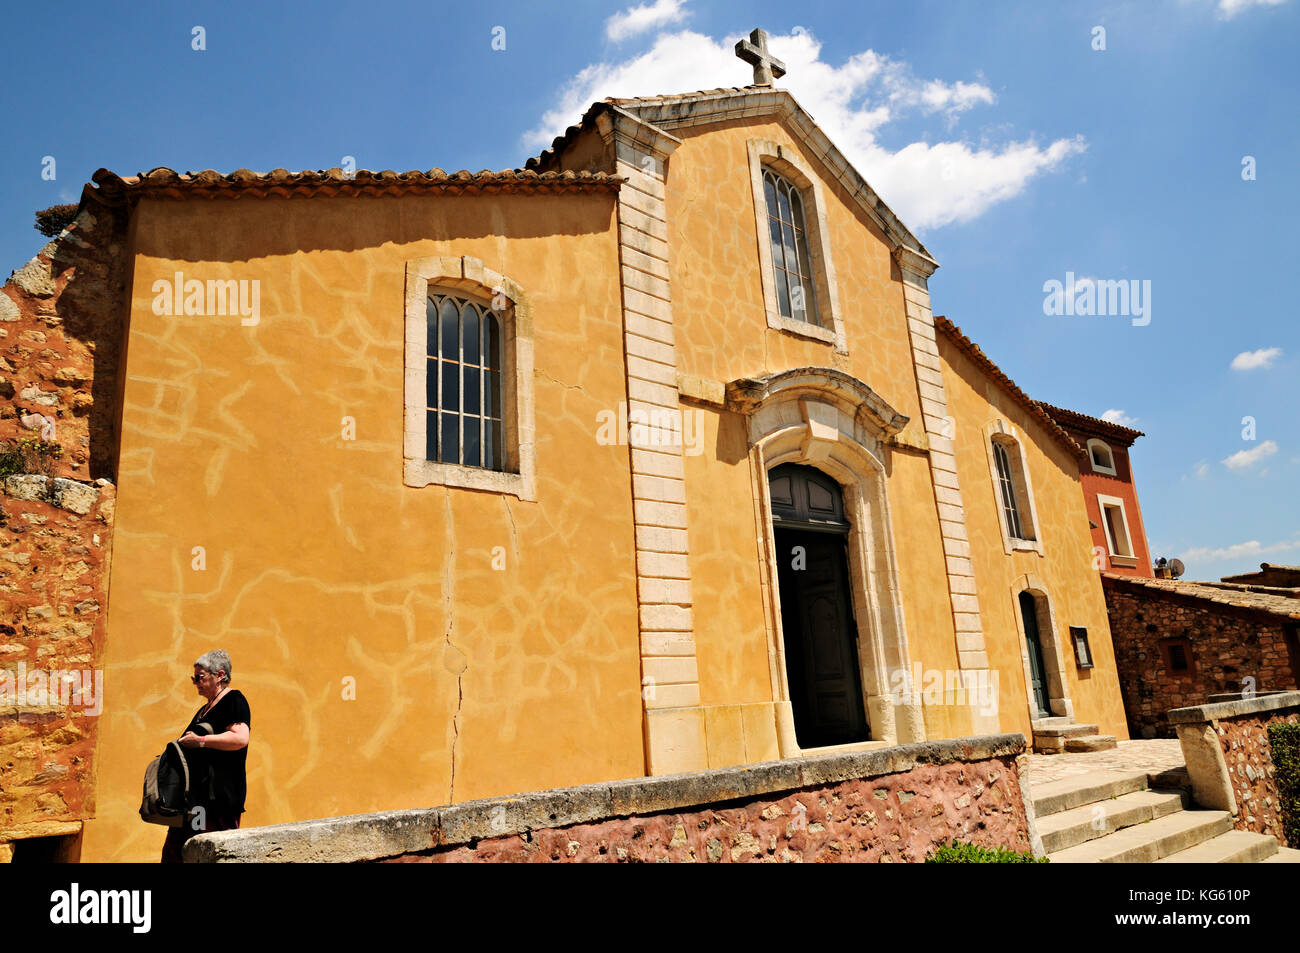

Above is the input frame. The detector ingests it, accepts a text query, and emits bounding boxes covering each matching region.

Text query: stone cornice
[594,105,683,161]
[726,367,910,437]
[892,245,940,280]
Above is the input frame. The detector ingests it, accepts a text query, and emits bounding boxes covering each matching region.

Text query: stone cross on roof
[735,28,786,87]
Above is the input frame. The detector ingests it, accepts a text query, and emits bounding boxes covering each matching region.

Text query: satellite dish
[1169,558,1185,579]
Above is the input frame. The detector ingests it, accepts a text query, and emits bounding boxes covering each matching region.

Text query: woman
[161,649,252,863]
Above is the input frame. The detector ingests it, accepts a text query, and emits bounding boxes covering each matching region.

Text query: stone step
[1033,723,1100,739]
[1029,769,1150,818]
[1038,789,1187,854]
[1049,809,1234,863]
[1065,734,1118,753]
[1031,717,1074,729]
[1260,847,1300,863]
[1148,766,1190,791]
[1155,830,1279,863]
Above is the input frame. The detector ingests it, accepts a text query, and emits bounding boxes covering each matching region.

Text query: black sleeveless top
[184,689,251,815]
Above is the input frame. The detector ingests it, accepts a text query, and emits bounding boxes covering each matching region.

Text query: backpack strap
[167,740,190,794]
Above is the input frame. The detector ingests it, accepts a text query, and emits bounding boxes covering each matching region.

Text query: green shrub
[1270,722,1300,849]
[925,839,1048,863]
[34,203,79,238]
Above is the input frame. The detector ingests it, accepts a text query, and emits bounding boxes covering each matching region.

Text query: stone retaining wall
[185,734,1040,863]
[1103,575,1299,738]
[1170,691,1300,847]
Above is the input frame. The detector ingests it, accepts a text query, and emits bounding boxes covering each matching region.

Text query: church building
[2,31,1129,862]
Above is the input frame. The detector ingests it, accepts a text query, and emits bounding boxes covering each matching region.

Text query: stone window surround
[729,369,921,753]
[983,420,1045,557]
[1011,575,1075,725]
[403,255,536,501]
[1087,438,1118,475]
[745,139,847,353]
[1097,493,1135,559]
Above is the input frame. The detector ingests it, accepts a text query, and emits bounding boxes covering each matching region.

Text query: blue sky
[2,0,1296,580]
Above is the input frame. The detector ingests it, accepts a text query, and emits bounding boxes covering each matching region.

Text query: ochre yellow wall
[939,339,1129,742]
[662,117,964,743]
[82,111,1133,860]
[683,407,772,710]
[82,191,643,861]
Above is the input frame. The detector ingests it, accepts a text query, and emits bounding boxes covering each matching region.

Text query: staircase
[1030,767,1300,862]
[1031,717,1117,754]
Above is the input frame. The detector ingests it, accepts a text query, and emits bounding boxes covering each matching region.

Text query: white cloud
[525,29,1085,231]
[1222,440,1278,470]
[605,0,687,43]
[1182,534,1300,563]
[1230,347,1282,370]
[1215,0,1289,19]
[1101,409,1139,428]
[1193,461,1209,479]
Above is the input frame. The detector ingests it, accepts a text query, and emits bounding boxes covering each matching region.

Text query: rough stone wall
[385,756,1030,863]
[0,198,128,855]
[0,476,115,845]
[1104,580,1298,739]
[1216,710,1299,846]
[0,200,131,480]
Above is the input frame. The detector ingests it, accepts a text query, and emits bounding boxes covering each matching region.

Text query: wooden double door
[770,464,870,748]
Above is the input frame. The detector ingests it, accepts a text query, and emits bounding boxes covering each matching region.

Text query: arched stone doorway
[726,367,924,752]
[1011,576,1074,725]
[769,463,870,748]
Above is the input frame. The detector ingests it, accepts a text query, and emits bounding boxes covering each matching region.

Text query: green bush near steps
[925,840,1048,863]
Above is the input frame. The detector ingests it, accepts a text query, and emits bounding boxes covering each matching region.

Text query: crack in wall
[536,369,588,395]
[503,496,520,567]
[442,489,467,804]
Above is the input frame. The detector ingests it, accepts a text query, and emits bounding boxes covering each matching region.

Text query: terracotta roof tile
[1037,401,1144,443]
[933,315,1087,461]
[90,166,623,202]
[1102,573,1300,620]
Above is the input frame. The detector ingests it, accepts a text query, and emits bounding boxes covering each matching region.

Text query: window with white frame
[1087,438,1117,475]
[1098,495,1134,557]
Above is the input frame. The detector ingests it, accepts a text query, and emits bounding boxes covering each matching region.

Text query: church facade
[49,49,1129,861]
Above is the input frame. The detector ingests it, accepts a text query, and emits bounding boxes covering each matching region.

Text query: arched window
[403,255,536,501]
[986,427,1041,552]
[426,293,503,470]
[745,140,847,350]
[993,436,1024,535]
[1086,438,1117,475]
[762,168,819,326]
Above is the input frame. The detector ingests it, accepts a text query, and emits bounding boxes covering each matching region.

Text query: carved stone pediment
[725,367,910,439]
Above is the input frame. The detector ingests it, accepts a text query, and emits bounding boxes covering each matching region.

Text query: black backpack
[139,722,213,826]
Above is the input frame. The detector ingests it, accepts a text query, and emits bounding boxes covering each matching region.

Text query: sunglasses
[191,672,219,684]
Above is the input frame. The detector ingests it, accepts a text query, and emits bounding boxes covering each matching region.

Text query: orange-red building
[1039,404,1152,579]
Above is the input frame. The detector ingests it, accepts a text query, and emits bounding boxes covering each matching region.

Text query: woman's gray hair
[194,649,233,686]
